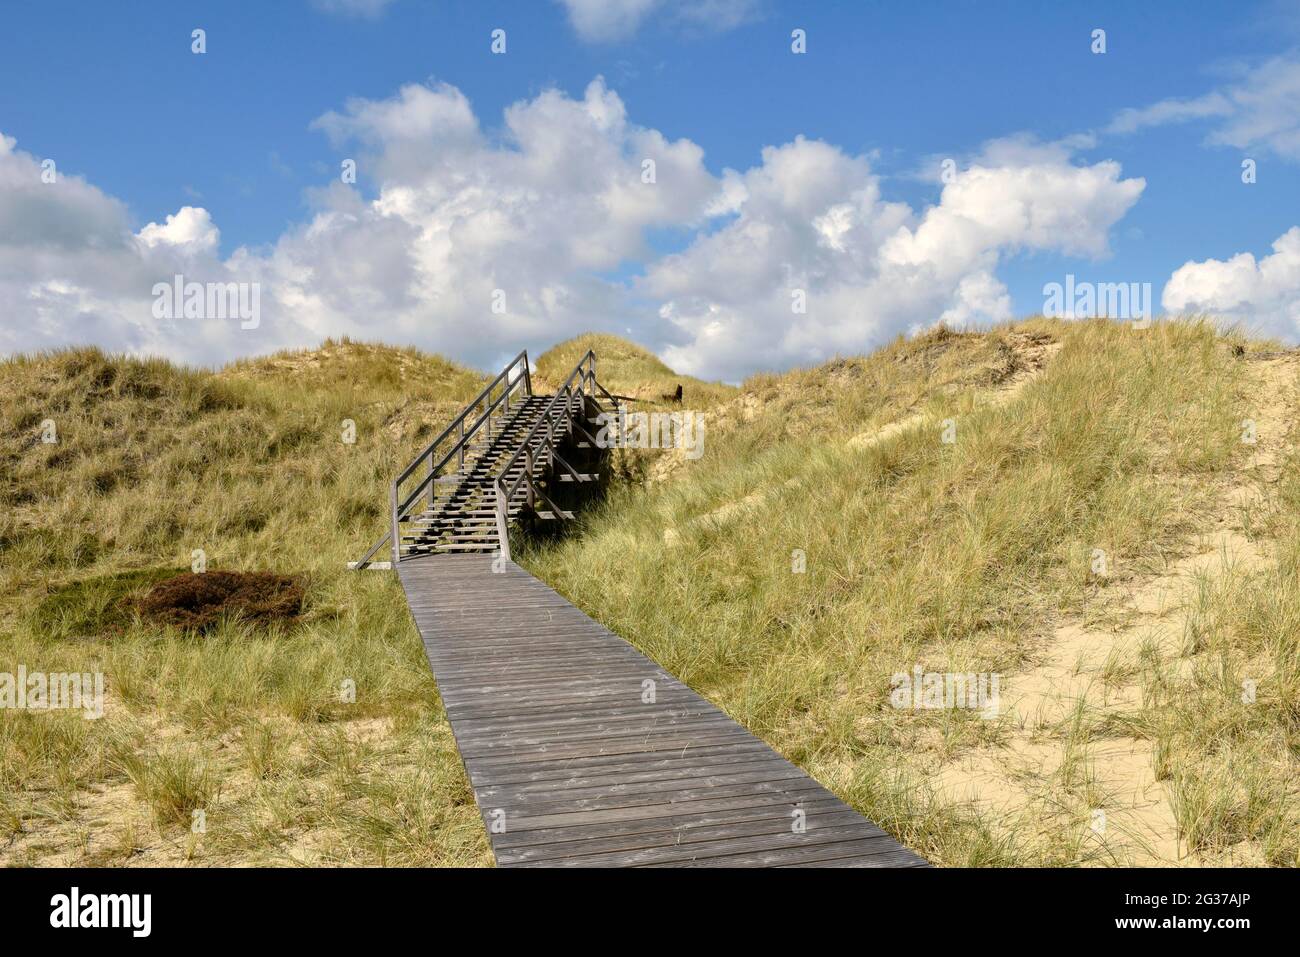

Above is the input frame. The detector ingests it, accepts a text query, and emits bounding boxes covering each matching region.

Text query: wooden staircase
[405,394,554,555]
[353,350,621,567]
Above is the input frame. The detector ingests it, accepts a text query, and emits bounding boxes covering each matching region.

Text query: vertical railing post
[495,481,511,563]
[389,480,401,566]
[526,447,536,510]
[355,350,558,571]
[427,451,435,512]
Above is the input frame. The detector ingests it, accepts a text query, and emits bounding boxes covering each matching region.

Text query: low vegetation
[133,571,305,632]
[533,332,736,408]
[522,318,1298,866]
[2,320,1295,866]
[1,339,492,865]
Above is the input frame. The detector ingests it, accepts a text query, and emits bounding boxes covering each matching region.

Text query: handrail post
[353,349,538,570]
[495,481,511,563]
[427,452,435,512]
[389,480,401,566]
[526,447,536,510]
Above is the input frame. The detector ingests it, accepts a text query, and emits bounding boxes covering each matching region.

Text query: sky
[3,0,1300,380]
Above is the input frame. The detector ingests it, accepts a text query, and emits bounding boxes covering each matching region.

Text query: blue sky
[3,0,1300,377]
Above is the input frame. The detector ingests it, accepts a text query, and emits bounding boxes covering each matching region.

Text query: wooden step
[424,506,524,515]
[412,513,516,523]
[404,538,499,547]
[419,520,505,527]
[412,517,518,527]
[535,509,576,520]
[419,520,515,528]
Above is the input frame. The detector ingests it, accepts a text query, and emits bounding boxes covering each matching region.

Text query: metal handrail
[353,350,531,568]
[498,351,595,505]
[393,350,528,487]
[493,351,623,561]
[352,347,620,569]
[393,375,525,519]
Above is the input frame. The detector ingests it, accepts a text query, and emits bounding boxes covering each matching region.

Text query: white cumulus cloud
[1,83,1147,379]
[0,135,251,362]
[0,79,722,368]
[1163,227,1300,337]
[647,135,1145,381]
[273,77,721,364]
[136,206,220,254]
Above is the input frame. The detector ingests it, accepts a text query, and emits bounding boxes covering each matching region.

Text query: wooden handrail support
[353,347,619,569]
[354,350,531,569]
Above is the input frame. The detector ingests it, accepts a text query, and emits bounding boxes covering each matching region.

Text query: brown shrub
[133,571,304,632]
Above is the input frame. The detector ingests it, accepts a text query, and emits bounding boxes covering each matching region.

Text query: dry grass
[520,317,1296,866]
[3,319,1294,867]
[1141,435,1300,865]
[1,337,492,866]
[534,332,737,409]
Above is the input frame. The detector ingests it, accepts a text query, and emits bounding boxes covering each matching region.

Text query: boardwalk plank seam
[397,553,927,868]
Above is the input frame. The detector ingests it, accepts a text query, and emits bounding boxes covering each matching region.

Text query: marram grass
[2,320,1295,866]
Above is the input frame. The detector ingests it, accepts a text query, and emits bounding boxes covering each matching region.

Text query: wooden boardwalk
[398,554,927,867]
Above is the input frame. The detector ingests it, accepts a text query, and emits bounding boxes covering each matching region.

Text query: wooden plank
[467,744,785,788]
[491,795,849,848]
[396,553,926,868]
[506,822,896,868]
[495,787,838,832]
[638,837,922,869]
